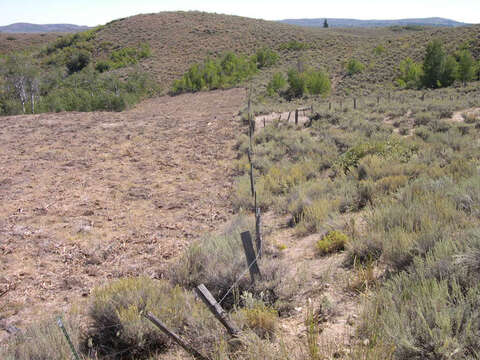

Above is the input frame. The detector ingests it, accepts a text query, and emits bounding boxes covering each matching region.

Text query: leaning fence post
[241,231,261,282]
[143,311,209,360]
[57,317,80,360]
[255,207,263,258]
[287,111,291,122]
[195,284,241,336]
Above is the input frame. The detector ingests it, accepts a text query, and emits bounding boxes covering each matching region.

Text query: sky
[0,0,479,26]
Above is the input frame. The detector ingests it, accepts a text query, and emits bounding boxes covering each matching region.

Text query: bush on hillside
[66,50,91,74]
[346,58,365,75]
[286,68,331,99]
[266,72,287,96]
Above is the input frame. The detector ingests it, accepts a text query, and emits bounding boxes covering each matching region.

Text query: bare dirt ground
[0,88,245,340]
[263,211,364,356]
[451,107,480,122]
[254,109,312,129]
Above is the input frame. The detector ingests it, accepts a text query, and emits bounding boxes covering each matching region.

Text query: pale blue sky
[0,0,479,26]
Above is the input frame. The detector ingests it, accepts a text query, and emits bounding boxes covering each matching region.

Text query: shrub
[346,58,364,75]
[315,230,348,256]
[361,230,480,359]
[66,50,90,74]
[279,40,309,51]
[169,216,286,308]
[86,277,222,358]
[304,69,331,96]
[95,60,111,73]
[234,294,278,339]
[286,69,306,98]
[172,51,259,94]
[286,68,331,99]
[255,47,279,69]
[373,45,385,55]
[1,315,84,360]
[266,72,286,96]
[396,57,423,89]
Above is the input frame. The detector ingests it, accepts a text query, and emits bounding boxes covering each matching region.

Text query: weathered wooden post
[263,117,266,128]
[241,231,261,282]
[143,312,209,360]
[195,284,241,336]
[287,111,291,122]
[329,102,331,111]
[354,98,357,109]
[295,109,299,125]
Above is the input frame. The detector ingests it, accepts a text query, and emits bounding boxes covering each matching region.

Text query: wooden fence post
[195,284,241,336]
[329,102,331,111]
[295,109,299,125]
[143,312,209,360]
[287,111,291,122]
[241,231,261,282]
[255,207,263,258]
[353,98,357,109]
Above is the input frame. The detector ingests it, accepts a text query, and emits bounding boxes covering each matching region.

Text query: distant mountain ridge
[280,17,471,28]
[0,23,90,33]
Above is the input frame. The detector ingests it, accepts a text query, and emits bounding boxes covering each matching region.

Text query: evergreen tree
[457,49,474,86]
[422,40,445,88]
[323,19,329,28]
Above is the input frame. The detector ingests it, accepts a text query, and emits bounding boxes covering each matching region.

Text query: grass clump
[170,216,287,309]
[234,293,278,339]
[86,277,222,358]
[1,315,85,360]
[316,230,348,256]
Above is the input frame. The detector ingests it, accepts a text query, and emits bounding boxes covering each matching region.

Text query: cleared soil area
[0,88,245,339]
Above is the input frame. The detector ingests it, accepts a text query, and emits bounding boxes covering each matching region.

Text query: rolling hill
[83,12,479,94]
[0,23,90,33]
[280,17,471,28]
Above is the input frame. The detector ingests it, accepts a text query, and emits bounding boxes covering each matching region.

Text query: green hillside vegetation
[171,48,278,94]
[0,26,157,115]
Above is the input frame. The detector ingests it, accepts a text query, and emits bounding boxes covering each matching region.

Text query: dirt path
[0,88,245,340]
[254,109,311,129]
[261,211,363,355]
[451,107,480,122]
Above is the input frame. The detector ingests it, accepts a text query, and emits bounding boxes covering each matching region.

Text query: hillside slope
[88,12,479,94]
